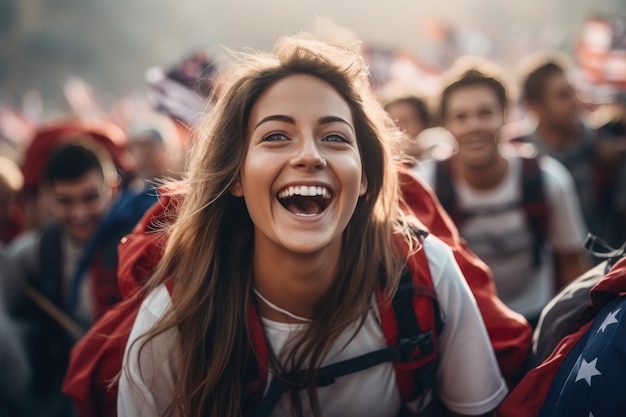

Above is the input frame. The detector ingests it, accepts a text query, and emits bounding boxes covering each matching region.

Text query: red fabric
[62,200,169,417]
[21,118,133,193]
[0,204,23,244]
[243,300,269,413]
[398,167,532,380]
[496,322,593,417]
[589,257,626,303]
[88,250,124,320]
[378,234,440,402]
[497,256,626,417]
[62,294,144,417]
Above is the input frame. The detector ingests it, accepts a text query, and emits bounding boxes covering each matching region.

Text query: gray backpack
[528,234,626,369]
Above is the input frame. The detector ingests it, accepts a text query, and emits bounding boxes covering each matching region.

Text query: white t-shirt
[118,235,507,417]
[413,156,587,319]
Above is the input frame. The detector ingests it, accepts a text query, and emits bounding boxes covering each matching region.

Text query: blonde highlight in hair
[133,33,412,417]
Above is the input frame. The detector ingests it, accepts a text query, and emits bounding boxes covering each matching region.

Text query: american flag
[537,296,626,417]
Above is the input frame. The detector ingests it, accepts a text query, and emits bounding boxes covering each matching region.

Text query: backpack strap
[244,300,269,414]
[251,339,421,417]
[584,233,626,274]
[247,229,442,417]
[434,158,463,227]
[520,156,548,268]
[438,156,548,269]
[379,229,442,403]
[37,221,65,305]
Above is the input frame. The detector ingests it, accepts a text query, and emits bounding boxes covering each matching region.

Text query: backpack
[62,196,443,417]
[243,230,443,416]
[528,234,626,369]
[434,156,548,268]
[497,249,626,417]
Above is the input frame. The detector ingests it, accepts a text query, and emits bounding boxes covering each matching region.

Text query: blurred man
[518,57,626,249]
[6,137,143,417]
[415,64,590,325]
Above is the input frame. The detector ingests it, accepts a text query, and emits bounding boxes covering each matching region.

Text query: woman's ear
[359,174,368,196]
[231,179,244,197]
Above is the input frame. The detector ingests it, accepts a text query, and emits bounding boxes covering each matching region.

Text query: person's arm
[424,235,508,416]
[540,157,591,289]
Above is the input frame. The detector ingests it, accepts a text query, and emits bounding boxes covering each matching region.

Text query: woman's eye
[323,133,350,143]
[262,132,289,142]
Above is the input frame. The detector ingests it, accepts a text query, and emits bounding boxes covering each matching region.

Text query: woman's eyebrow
[318,116,355,133]
[253,114,354,134]
[253,114,295,131]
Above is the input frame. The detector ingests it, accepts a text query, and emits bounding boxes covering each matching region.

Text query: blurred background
[0,0,624,117]
[0,3,625,416]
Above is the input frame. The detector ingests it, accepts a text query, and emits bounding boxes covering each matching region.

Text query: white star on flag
[597,308,621,333]
[576,357,602,386]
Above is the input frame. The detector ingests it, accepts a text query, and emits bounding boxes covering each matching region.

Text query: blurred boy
[416,64,590,324]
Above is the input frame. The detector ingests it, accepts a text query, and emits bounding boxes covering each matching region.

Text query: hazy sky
[1,0,624,108]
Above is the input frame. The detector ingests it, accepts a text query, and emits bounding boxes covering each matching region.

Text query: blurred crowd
[0,18,625,417]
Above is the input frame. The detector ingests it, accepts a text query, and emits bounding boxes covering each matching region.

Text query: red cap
[21,118,133,192]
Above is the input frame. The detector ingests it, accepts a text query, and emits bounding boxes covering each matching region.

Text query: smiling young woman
[118,34,507,417]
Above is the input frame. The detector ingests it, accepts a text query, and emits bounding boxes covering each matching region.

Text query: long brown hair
[134,33,415,417]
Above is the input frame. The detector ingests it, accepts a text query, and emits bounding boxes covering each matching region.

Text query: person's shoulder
[6,230,40,257]
[420,233,455,279]
[422,233,452,255]
[140,284,172,320]
[537,155,575,189]
[411,159,437,189]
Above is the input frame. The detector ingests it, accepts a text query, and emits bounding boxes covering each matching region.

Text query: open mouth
[277,185,332,216]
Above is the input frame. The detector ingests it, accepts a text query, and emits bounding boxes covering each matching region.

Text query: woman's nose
[291,138,326,170]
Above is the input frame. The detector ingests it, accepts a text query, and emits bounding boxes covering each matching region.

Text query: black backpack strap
[243,300,270,414]
[251,229,442,417]
[393,264,439,389]
[252,340,419,417]
[584,233,626,273]
[520,156,548,268]
[36,221,64,305]
[434,158,462,227]
[251,329,434,417]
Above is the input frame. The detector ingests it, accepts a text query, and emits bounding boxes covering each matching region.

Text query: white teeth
[278,185,331,199]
